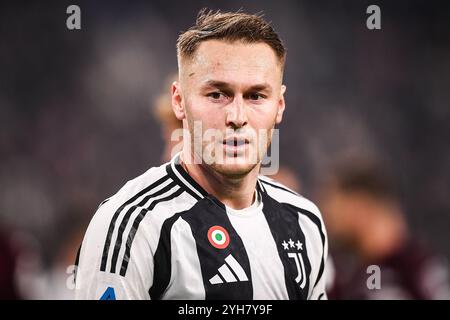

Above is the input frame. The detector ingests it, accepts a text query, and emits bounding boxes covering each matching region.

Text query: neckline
[169,152,209,199]
[168,152,266,209]
[225,190,263,218]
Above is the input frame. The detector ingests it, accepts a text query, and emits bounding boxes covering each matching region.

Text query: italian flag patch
[207,226,230,249]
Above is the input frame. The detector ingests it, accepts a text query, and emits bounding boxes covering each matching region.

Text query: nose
[226,96,248,129]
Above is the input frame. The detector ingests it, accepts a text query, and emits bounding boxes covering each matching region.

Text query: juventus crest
[282,238,307,289]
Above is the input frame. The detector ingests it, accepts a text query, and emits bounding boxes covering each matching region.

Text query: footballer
[75,9,328,300]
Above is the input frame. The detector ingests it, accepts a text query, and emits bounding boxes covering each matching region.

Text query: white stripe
[298,253,307,289]
[105,176,174,272]
[115,184,181,274]
[171,153,204,199]
[166,216,206,299]
[209,275,223,285]
[297,213,321,298]
[258,179,267,193]
[218,264,237,282]
[225,255,248,281]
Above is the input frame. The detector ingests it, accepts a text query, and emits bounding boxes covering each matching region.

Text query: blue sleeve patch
[99,287,116,300]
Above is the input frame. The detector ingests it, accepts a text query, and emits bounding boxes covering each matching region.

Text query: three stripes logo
[209,254,249,285]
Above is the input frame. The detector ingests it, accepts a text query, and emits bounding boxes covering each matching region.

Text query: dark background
[0,0,449,298]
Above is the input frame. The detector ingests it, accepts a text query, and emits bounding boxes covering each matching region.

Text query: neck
[180,151,259,210]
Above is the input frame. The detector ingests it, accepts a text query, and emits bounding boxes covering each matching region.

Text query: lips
[223,136,249,147]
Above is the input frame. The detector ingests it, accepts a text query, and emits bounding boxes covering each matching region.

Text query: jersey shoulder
[78,161,190,276]
[258,175,322,220]
[95,162,171,218]
[85,161,190,246]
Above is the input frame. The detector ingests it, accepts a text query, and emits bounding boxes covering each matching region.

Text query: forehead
[183,40,282,83]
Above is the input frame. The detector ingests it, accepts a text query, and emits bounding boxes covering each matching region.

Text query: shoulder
[78,161,198,275]
[258,175,327,244]
[92,164,171,221]
[259,175,328,295]
[84,162,194,250]
[258,175,322,218]
[99,163,171,207]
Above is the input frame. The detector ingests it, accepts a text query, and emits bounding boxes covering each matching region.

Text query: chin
[210,160,258,178]
[200,144,264,177]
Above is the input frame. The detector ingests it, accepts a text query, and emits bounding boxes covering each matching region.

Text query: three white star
[282,239,304,251]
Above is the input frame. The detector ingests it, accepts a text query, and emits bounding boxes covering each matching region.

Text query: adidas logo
[209,254,249,285]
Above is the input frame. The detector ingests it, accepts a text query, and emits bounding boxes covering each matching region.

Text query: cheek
[248,104,278,129]
[184,97,202,122]
[186,98,224,129]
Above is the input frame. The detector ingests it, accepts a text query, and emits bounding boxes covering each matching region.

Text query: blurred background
[0,0,449,299]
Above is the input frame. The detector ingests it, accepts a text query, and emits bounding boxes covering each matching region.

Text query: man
[75,9,328,300]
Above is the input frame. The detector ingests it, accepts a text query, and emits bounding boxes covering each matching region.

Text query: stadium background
[0,0,449,298]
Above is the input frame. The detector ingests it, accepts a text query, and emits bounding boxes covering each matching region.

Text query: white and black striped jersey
[74,153,328,300]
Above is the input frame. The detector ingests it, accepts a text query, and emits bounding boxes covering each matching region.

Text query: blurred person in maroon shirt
[0,228,21,299]
[318,158,450,299]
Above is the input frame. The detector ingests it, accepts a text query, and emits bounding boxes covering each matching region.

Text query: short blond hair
[177,9,286,67]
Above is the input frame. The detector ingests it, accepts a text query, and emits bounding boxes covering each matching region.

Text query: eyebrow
[201,80,273,93]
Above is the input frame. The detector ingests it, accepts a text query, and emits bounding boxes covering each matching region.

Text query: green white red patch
[207,226,230,249]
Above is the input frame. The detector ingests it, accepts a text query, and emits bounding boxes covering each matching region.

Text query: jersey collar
[167,152,267,204]
[166,152,209,200]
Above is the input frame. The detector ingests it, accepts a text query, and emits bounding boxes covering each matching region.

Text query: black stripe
[260,192,312,300]
[148,213,184,300]
[318,292,325,300]
[224,260,240,282]
[166,163,203,200]
[260,179,298,196]
[260,179,326,290]
[73,244,82,285]
[74,244,81,267]
[180,196,253,300]
[169,155,209,198]
[98,198,110,209]
[109,180,177,273]
[100,174,170,271]
[120,187,185,276]
[174,163,209,197]
[258,179,267,193]
[216,272,226,284]
[73,243,82,286]
[284,203,326,289]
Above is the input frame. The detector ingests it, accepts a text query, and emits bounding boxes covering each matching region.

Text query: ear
[172,81,186,120]
[275,84,286,124]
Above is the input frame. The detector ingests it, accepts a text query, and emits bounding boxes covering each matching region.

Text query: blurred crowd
[0,1,449,299]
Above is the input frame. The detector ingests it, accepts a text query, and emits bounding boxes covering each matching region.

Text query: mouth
[223,136,249,147]
[222,136,250,157]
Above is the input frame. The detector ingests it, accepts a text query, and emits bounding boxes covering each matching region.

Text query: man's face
[173,40,286,177]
